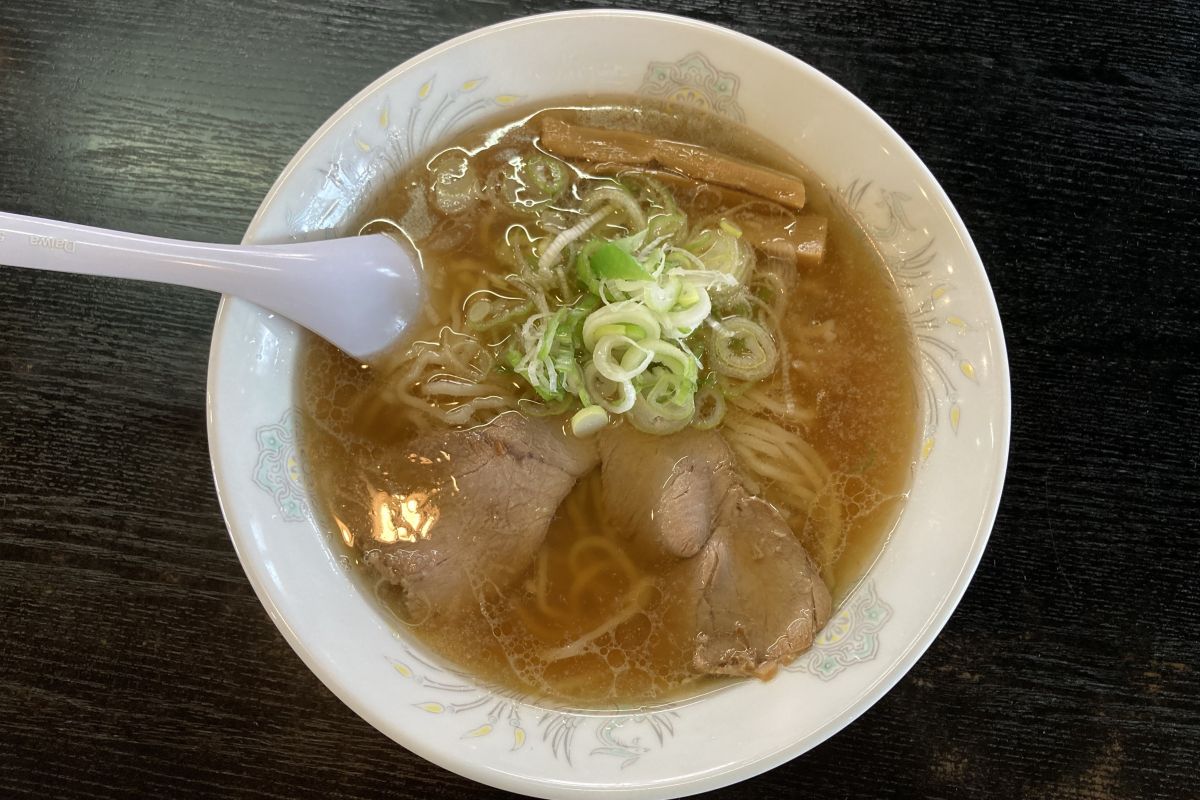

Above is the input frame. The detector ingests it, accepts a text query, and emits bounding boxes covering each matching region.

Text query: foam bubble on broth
[294,97,920,706]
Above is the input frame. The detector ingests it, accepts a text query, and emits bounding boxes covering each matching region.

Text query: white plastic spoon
[0,212,423,362]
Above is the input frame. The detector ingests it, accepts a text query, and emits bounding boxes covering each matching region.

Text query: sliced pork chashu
[599,425,737,562]
[362,413,598,617]
[600,421,833,678]
[667,487,833,679]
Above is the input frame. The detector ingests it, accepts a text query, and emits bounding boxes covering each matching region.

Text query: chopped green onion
[489,166,783,436]
[584,363,636,414]
[574,292,601,313]
[583,185,647,230]
[685,228,716,253]
[523,155,568,200]
[711,317,778,382]
[559,298,595,342]
[609,229,649,254]
[691,385,727,429]
[464,294,533,333]
[590,242,652,281]
[591,323,627,340]
[574,243,597,293]
[582,301,661,349]
[640,339,698,383]
[428,149,478,215]
[647,211,686,240]
[537,309,564,362]
[592,334,653,382]
[570,405,610,437]
[626,384,695,434]
[518,395,573,417]
[684,227,753,287]
[643,277,682,313]
[500,347,522,371]
[663,285,711,338]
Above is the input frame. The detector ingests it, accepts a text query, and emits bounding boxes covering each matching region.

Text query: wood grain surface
[1,1,1197,798]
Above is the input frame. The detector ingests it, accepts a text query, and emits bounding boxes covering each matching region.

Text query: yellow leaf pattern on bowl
[382,580,894,764]
[380,642,684,766]
[462,723,493,738]
[841,178,984,445]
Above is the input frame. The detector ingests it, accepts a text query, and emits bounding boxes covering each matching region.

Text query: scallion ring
[711,317,778,382]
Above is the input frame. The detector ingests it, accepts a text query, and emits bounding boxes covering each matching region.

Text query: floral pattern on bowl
[252,408,308,522]
[840,180,981,460]
[386,643,683,767]
[284,77,523,240]
[787,582,893,680]
[370,574,891,769]
[639,52,745,121]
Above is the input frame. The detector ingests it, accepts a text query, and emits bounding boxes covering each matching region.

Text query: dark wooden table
[2,2,1197,797]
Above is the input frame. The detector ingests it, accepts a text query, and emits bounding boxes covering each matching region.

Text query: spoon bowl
[0,212,423,362]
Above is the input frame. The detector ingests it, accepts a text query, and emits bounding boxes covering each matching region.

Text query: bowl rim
[206,9,1011,798]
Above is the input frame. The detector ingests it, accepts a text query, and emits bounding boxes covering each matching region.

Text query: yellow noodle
[728,447,817,504]
[513,602,568,642]
[541,578,652,662]
[534,550,570,622]
[449,288,466,331]
[565,495,594,541]
[421,379,510,398]
[568,561,623,608]
[725,413,830,482]
[731,383,815,426]
[568,535,640,579]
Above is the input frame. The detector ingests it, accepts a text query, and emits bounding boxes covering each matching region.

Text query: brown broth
[295,98,919,707]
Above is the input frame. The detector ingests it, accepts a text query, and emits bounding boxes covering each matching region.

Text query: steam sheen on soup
[297,99,919,706]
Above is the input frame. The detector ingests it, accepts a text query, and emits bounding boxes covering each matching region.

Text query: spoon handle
[0,212,421,360]
[0,211,316,293]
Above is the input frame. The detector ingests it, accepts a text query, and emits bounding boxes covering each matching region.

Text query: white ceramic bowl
[207,10,1009,798]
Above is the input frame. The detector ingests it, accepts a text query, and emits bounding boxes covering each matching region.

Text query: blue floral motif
[786,581,893,681]
[639,52,746,121]
[253,408,309,522]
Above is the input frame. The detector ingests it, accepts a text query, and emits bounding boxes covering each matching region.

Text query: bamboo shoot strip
[539,117,807,211]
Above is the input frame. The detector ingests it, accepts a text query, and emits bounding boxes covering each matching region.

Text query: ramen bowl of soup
[207,10,1009,798]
